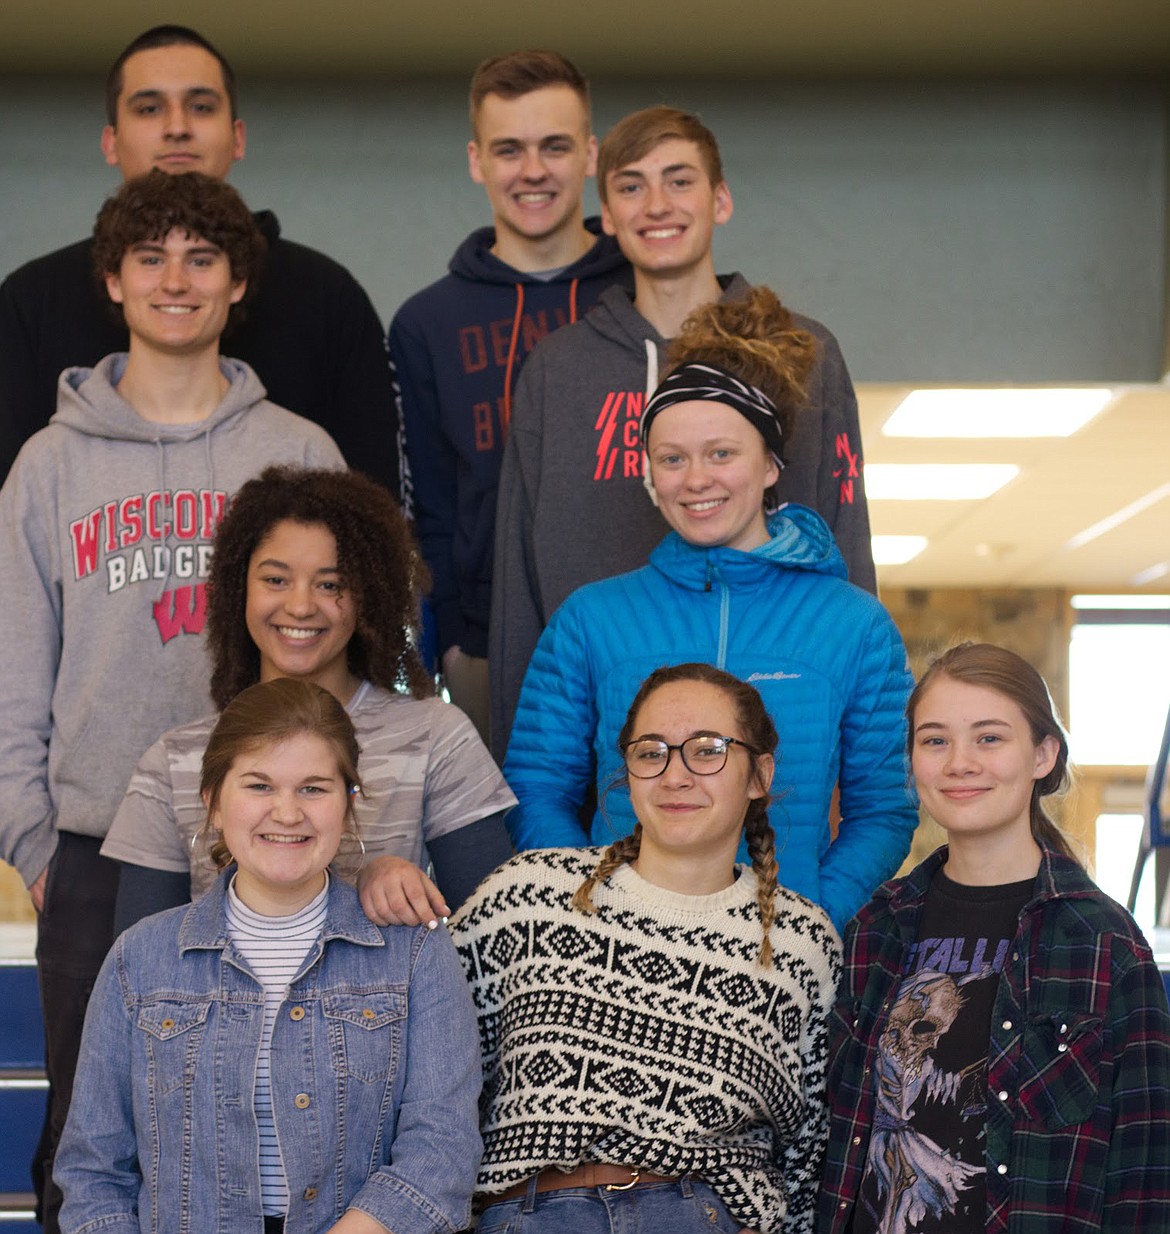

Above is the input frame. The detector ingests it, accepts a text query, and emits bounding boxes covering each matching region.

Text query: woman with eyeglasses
[452,663,840,1234]
[501,287,915,934]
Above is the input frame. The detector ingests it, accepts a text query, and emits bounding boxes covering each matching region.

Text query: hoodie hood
[649,502,848,592]
[449,216,628,286]
[585,272,753,358]
[53,354,269,444]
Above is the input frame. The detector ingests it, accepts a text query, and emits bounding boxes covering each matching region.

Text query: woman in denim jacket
[56,678,482,1234]
[819,644,1170,1234]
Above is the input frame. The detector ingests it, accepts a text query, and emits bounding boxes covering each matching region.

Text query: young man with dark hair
[489,105,875,759]
[388,49,630,741]
[0,24,398,491]
[0,170,343,1234]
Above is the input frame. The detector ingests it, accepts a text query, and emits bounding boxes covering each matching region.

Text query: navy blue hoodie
[388,219,630,659]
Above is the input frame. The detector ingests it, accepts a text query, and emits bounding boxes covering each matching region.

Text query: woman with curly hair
[453,663,840,1234]
[503,287,915,933]
[103,465,514,931]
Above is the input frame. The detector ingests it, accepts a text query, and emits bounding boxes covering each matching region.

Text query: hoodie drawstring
[641,339,661,506]
[501,284,525,434]
[502,277,582,438]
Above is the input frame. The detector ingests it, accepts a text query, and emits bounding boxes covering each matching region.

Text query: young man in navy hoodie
[388,50,629,742]
[490,106,875,760]
[0,25,397,493]
[0,172,342,1234]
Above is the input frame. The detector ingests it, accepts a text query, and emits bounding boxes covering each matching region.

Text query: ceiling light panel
[864,463,1019,501]
[882,388,1113,438]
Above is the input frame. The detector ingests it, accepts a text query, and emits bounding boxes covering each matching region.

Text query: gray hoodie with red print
[489,274,874,762]
[0,354,343,886]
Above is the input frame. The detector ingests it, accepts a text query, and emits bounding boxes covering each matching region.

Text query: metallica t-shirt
[851,869,1035,1234]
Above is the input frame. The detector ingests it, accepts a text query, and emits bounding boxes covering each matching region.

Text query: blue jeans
[476,1177,745,1233]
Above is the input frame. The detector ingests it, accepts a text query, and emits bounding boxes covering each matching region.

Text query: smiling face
[600,137,732,278]
[911,677,1059,852]
[468,85,596,253]
[104,227,244,357]
[628,680,772,884]
[245,520,358,701]
[101,43,245,180]
[209,732,348,915]
[647,400,779,551]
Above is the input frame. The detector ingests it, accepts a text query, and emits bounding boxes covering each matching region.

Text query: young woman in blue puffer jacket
[502,287,917,934]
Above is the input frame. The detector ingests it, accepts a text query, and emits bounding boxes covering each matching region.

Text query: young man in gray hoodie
[489,106,875,761]
[0,170,342,1233]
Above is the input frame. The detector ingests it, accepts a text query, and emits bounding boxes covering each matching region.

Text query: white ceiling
[860,385,1170,591]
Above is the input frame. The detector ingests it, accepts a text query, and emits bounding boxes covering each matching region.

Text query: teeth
[261,834,309,844]
[686,499,725,512]
[157,305,196,314]
[516,192,553,203]
[276,626,319,640]
[643,227,682,238]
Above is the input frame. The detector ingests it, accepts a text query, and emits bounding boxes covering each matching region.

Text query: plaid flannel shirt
[818,845,1170,1234]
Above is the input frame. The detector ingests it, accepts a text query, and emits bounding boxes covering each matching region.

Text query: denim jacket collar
[178,868,387,954]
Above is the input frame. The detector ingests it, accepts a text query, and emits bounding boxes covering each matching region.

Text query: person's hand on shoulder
[358,854,450,928]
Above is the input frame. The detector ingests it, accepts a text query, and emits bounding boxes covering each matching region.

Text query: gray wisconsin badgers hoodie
[489,274,875,762]
[0,354,344,885]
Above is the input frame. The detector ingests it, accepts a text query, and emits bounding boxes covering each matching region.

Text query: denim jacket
[818,845,1170,1234]
[56,871,483,1234]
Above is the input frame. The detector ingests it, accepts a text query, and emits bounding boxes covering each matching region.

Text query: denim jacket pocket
[136,999,211,1096]
[1017,1012,1103,1129]
[324,988,406,1083]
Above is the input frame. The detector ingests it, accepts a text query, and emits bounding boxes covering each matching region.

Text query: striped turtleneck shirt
[226,876,328,1216]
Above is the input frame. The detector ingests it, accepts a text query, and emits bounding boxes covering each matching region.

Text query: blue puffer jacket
[503,505,917,932]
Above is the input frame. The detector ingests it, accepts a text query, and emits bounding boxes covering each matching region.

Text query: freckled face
[648,401,778,551]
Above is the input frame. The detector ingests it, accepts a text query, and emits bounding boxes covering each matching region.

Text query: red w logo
[152,584,207,644]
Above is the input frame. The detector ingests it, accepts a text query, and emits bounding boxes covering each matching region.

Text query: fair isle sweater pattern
[449,849,841,1234]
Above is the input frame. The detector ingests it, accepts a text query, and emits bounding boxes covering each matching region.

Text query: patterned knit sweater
[449,849,841,1234]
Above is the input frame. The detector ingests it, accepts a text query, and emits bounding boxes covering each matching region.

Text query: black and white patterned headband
[639,361,785,468]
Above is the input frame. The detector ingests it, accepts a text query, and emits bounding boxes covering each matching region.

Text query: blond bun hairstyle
[665,286,818,460]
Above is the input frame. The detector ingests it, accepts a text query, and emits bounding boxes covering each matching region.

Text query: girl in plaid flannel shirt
[820,642,1170,1234]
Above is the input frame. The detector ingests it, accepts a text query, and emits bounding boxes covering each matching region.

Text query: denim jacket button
[294,1093,311,1109]
[289,1006,306,1021]
[303,1187,318,1200]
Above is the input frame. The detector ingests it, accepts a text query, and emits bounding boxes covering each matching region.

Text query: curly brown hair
[92,170,263,331]
[665,286,818,459]
[573,662,782,966]
[206,466,432,711]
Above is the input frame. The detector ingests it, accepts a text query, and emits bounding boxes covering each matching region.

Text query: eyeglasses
[621,735,759,779]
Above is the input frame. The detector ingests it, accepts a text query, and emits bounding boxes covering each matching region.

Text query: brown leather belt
[487,1164,682,1205]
